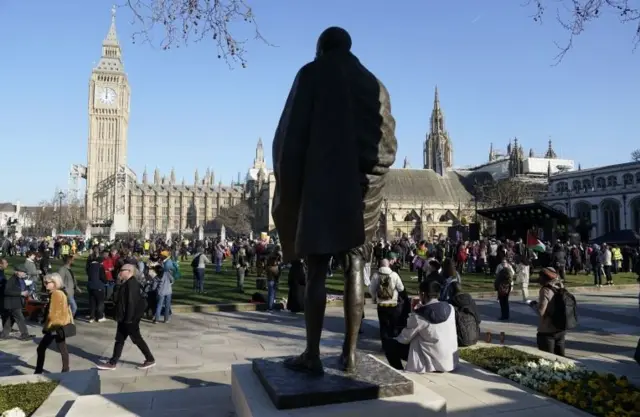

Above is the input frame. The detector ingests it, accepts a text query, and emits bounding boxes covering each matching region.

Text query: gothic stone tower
[86,7,131,225]
[423,86,453,174]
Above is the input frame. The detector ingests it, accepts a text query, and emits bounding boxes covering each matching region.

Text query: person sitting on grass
[383,280,458,373]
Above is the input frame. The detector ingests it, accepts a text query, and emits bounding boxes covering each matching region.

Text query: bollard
[500,332,505,344]
[485,331,492,343]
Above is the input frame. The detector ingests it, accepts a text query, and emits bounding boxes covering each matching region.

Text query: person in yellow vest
[61,241,70,257]
[71,240,77,255]
[143,241,150,255]
[611,244,622,274]
[413,242,429,282]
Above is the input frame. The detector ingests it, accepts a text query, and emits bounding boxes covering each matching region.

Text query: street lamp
[57,191,65,233]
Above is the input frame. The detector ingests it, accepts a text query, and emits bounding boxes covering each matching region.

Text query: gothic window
[596,177,606,189]
[395,229,402,238]
[174,207,181,215]
[606,175,618,187]
[631,197,640,233]
[623,173,634,186]
[601,199,620,234]
[555,182,569,193]
[582,179,592,190]
[572,180,581,191]
[636,172,640,184]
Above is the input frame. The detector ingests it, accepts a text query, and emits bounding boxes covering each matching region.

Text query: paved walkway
[0,289,637,415]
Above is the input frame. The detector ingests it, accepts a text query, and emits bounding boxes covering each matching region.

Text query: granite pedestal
[232,354,446,417]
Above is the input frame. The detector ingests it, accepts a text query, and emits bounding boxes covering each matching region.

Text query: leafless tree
[474,179,539,208]
[632,148,640,161]
[528,0,640,63]
[215,201,254,235]
[22,194,86,236]
[124,0,268,67]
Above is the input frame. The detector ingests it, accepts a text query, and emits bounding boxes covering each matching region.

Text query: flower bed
[460,346,640,417]
[0,381,58,416]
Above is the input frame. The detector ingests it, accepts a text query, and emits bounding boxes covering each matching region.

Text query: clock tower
[86,6,131,225]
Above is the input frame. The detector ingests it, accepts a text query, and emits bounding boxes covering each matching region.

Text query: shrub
[0,382,58,417]
[460,346,640,417]
[459,346,539,373]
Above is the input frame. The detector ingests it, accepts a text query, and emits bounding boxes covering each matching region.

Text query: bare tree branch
[21,194,86,236]
[123,0,270,68]
[632,148,640,161]
[526,0,640,64]
[474,179,539,208]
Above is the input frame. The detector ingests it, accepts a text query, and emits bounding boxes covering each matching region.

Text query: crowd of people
[0,232,638,375]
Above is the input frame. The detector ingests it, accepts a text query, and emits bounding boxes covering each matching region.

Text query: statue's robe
[272,50,397,262]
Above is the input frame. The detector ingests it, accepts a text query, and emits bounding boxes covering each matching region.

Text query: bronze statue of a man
[271,27,397,375]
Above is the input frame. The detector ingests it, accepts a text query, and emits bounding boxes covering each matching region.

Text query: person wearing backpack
[369,259,406,342]
[530,267,577,357]
[448,283,481,347]
[493,266,513,321]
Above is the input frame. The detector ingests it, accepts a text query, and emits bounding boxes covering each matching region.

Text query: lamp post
[57,191,65,233]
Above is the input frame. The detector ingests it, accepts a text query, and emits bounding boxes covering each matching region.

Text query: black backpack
[547,287,578,331]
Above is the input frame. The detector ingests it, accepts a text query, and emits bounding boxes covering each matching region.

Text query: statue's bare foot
[339,350,357,373]
[283,351,324,376]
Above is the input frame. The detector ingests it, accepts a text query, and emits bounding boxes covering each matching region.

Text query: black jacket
[3,274,25,311]
[115,278,145,323]
[86,261,107,291]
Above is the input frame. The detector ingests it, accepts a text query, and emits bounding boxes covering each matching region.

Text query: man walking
[1,265,32,340]
[96,265,155,370]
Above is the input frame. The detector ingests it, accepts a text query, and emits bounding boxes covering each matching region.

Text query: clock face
[97,87,117,105]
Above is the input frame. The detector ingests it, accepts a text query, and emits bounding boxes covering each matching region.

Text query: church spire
[209,168,215,186]
[488,143,495,162]
[544,138,557,159]
[253,138,266,170]
[424,85,453,172]
[142,167,148,185]
[170,167,176,184]
[153,168,160,185]
[194,169,200,185]
[403,157,410,168]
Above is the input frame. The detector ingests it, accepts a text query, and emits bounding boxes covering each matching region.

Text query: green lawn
[0,381,58,416]
[2,255,638,306]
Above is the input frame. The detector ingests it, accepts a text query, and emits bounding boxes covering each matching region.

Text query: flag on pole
[527,231,546,252]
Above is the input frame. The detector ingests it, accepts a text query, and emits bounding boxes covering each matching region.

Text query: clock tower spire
[86,5,131,227]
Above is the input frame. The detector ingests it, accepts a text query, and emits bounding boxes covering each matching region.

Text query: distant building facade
[540,161,640,238]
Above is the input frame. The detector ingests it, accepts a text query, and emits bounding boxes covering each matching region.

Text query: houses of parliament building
[84,8,273,237]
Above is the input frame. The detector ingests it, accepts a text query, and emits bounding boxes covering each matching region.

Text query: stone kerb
[0,369,100,417]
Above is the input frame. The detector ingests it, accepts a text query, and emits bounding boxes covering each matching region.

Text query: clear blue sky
[1,0,637,205]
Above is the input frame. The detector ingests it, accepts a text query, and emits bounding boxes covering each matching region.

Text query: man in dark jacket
[1,265,32,340]
[96,264,155,371]
[448,284,481,347]
[86,255,107,322]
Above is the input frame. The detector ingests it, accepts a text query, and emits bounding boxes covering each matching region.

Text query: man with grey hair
[96,264,155,371]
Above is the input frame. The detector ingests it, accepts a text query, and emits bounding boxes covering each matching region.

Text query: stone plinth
[232,354,446,417]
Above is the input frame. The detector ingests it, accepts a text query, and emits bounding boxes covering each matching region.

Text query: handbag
[57,306,76,339]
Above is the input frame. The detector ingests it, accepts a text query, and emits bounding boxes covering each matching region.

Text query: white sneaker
[88,319,95,323]
[98,318,108,323]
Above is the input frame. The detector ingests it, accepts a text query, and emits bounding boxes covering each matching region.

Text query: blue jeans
[593,265,603,286]
[194,268,205,292]
[155,294,172,322]
[215,257,222,273]
[68,296,78,317]
[267,280,277,310]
